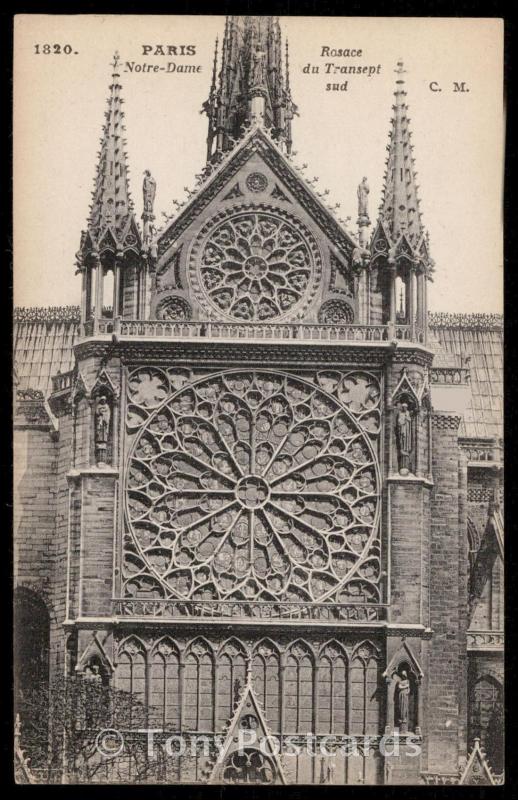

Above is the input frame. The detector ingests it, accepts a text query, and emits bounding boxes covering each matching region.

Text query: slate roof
[13,308,503,444]
[429,312,503,440]
[13,307,80,398]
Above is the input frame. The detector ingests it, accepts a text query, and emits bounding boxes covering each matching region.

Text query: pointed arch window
[150,638,180,728]
[184,639,214,732]
[115,637,147,725]
[349,642,381,735]
[217,641,248,730]
[252,641,281,733]
[284,642,314,733]
[318,642,348,734]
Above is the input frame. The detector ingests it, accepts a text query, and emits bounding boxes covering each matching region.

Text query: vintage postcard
[13,14,504,785]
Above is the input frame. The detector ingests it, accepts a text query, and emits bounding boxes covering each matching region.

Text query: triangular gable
[395,233,417,261]
[391,368,421,407]
[91,367,119,399]
[370,220,391,258]
[121,215,142,251]
[208,677,286,785]
[98,227,119,253]
[383,639,424,681]
[158,125,358,262]
[76,632,115,676]
[459,738,497,785]
[72,371,90,403]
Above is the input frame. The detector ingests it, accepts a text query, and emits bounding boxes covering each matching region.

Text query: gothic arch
[350,640,382,736]
[318,638,348,660]
[217,639,249,730]
[150,637,181,728]
[115,636,147,708]
[184,635,214,659]
[352,639,381,662]
[217,637,249,659]
[117,633,148,656]
[284,640,315,733]
[251,639,281,732]
[318,641,349,734]
[183,637,215,732]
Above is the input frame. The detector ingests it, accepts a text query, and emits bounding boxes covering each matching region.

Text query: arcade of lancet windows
[114,635,382,736]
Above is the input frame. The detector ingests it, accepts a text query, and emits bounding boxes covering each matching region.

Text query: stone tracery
[124,369,381,603]
[191,211,320,322]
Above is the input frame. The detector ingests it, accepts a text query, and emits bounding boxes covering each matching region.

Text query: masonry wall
[426,413,463,774]
[13,426,57,602]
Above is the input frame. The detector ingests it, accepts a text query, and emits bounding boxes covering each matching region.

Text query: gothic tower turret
[371,62,434,342]
[202,15,296,162]
[76,53,145,330]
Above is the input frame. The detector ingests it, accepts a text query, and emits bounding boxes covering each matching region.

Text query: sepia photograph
[13,13,504,785]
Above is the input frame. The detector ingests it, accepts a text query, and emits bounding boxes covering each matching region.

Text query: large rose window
[124,370,381,603]
[189,211,321,322]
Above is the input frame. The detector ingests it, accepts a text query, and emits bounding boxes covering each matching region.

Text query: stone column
[80,268,88,322]
[94,257,104,323]
[388,260,397,338]
[416,272,424,331]
[409,269,416,337]
[113,254,123,318]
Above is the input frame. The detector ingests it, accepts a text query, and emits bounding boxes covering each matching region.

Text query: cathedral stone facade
[14,16,503,785]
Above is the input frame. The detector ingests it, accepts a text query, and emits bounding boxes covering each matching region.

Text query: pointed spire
[378,61,426,248]
[202,15,296,162]
[81,52,140,255]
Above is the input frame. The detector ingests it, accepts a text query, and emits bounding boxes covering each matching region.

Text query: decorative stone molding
[466,631,504,651]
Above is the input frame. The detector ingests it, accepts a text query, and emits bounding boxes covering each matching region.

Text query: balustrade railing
[430,367,470,385]
[50,369,75,394]
[112,598,387,622]
[79,318,427,345]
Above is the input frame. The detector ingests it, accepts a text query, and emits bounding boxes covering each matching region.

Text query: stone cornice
[73,336,434,369]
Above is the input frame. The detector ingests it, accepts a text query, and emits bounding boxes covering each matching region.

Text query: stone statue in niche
[83,663,103,684]
[395,402,413,475]
[395,669,411,734]
[357,177,370,218]
[95,394,111,465]
[251,47,266,89]
[143,170,157,214]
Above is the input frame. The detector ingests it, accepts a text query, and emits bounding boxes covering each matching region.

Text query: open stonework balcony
[80,317,427,346]
[112,598,388,624]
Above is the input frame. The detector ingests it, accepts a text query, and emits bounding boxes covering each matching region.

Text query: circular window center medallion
[236,476,270,509]
[246,172,268,193]
[243,255,268,280]
[190,211,322,322]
